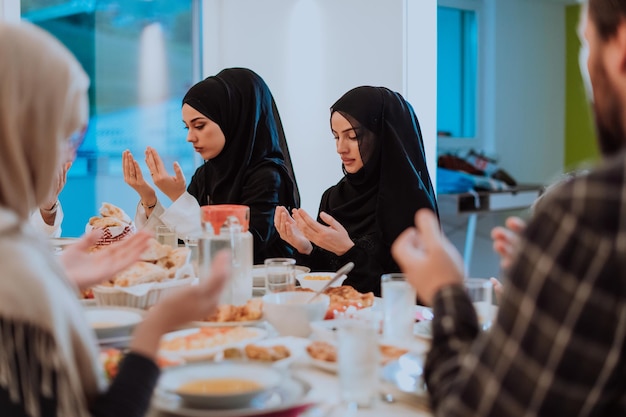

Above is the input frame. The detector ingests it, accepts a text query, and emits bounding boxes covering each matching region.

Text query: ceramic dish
[152,373,314,416]
[295,272,347,292]
[380,352,428,405]
[189,318,265,328]
[83,306,144,339]
[158,362,283,409]
[159,327,268,362]
[49,237,80,247]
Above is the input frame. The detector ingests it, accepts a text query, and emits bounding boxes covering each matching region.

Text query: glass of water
[465,278,494,330]
[156,225,177,248]
[381,273,416,345]
[337,316,380,409]
[264,258,296,293]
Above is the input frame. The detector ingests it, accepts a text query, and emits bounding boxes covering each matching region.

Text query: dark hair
[588,0,626,40]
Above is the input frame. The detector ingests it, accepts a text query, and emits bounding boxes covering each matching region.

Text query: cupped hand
[273,206,313,254]
[60,229,152,290]
[491,216,526,270]
[391,209,464,306]
[292,209,354,256]
[145,146,186,202]
[123,149,156,203]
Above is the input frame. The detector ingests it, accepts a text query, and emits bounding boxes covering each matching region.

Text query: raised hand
[391,209,464,305]
[60,229,152,290]
[491,216,526,270]
[292,209,354,256]
[274,206,313,254]
[145,146,186,202]
[123,149,156,207]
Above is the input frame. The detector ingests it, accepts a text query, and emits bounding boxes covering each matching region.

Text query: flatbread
[110,261,168,287]
[140,238,173,262]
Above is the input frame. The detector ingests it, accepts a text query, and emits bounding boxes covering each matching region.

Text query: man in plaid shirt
[392,1,626,415]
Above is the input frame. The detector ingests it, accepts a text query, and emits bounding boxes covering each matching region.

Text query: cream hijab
[0,22,103,417]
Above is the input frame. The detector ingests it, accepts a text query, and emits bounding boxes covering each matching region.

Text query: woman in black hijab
[124,68,300,263]
[275,86,438,296]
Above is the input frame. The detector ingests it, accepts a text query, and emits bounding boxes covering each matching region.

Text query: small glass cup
[337,315,380,410]
[264,258,296,293]
[156,225,177,248]
[465,278,494,330]
[381,273,416,345]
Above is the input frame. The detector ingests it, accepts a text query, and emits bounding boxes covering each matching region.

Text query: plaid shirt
[425,152,626,416]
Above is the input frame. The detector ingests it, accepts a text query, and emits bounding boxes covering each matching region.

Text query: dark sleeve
[424,188,626,416]
[239,164,295,263]
[91,352,160,417]
[186,164,208,206]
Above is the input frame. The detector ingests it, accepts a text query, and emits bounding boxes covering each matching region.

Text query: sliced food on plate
[198,298,263,325]
[297,285,375,319]
[305,340,409,370]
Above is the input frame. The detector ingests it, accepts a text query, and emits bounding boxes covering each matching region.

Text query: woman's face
[331,111,363,174]
[182,103,226,160]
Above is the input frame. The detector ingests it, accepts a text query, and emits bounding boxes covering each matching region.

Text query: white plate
[81,298,97,307]
[159,327,268,361]
[189,318,265,328]
[252,264,311,288]
[242,336,309,368]
[152,373,314,416]
[158,362,283,409]
[49,237,80,247]
[84,306,144,339]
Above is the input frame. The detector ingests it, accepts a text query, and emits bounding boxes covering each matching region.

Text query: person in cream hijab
[0,22,230,417]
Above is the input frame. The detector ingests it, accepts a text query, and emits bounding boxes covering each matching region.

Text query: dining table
[143,321,434,417]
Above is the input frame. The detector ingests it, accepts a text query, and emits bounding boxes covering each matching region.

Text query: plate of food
[49,237,80,248]
[157,361,284,409]
[152,370,314,416]
[84,306,145,340]
[190,299,264,328]
[304,340,410,373]
[231,336,309,368]
[159,326,268,362]
[295,272,347,292]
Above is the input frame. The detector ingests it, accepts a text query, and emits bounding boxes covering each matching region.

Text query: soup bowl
[158,361,283,409]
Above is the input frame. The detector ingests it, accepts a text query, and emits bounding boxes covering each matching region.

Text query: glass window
[21,0,200,236]
[437,4,478,139]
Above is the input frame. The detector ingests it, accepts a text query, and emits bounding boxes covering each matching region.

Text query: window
[437,0,480,141]
[21,0,201,236]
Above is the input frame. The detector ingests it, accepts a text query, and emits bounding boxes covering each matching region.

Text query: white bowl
[84,306,144,339]
[262,292,330,338]
[295,272,347,292]
[158,361,283,409]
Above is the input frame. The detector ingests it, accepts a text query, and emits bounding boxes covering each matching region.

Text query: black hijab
[182,68,300,208]
[325,86,438,246]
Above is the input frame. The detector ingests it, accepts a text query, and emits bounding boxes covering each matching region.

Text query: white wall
[490,0,566,184]
[201,0,437,214]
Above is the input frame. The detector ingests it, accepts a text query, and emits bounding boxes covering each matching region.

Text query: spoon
[307,262,354,304]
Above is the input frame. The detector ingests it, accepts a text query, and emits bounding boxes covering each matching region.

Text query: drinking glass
[156,225,177,248]
[264,258,296,293]
[381,273,416,345]
[337,316,379,409]
[183,235,200,276]
[465,278,494,330]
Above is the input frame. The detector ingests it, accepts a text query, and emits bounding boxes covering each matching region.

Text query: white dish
[158,362,283,409]
[49,237,80,247]
[84,306,144,339]
[295,272,347,292]
[153,373,314,416]
[159,327,268,362]
[189,318,265,328]
[242,336,309,368]
[80,298,97,307]
[262,292,329,338]
[380,352,428,405]
[252,264,311,288]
